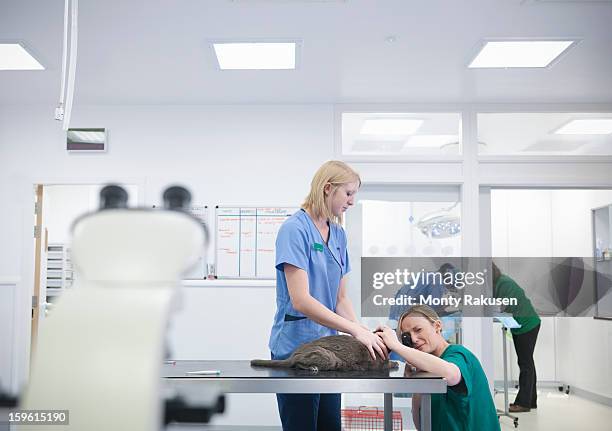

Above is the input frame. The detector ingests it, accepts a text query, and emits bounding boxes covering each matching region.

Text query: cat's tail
[250,359,293,368]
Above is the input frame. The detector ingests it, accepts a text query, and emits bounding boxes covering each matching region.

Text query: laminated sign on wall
[215,207,298,279]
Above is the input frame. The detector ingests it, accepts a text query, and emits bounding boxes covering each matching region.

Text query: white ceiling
[1,0,612,105]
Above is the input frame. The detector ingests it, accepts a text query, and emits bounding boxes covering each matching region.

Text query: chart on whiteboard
[215,207,299,278]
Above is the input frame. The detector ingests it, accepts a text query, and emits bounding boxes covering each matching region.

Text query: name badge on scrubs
[313,243,324,252]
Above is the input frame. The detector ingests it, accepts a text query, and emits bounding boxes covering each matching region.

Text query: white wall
[0,103,334,425]
[0,102,333,271]
[44,184,140,244]
[0,278,18,393]
[556,317,612,400]
[491,189,612,399]
[492,317,557,383]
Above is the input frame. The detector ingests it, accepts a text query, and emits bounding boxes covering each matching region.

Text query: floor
[3,389,611,431]
[495,389,612,431]
[167,389,612,430]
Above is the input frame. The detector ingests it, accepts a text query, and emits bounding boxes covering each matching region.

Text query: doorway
[483,187,612,395]
[30,183,139,355]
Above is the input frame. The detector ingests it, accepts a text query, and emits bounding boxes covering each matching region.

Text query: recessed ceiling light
[404,135,459,148]
[468,40,574,68]
[213,42,296,70]
[554,119,612,135]
[360,119,424,135]
[0,43,44,70]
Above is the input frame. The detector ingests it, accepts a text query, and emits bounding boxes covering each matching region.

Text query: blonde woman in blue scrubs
[268,160,388,431]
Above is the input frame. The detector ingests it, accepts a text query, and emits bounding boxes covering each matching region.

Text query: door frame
[15,177,145,390]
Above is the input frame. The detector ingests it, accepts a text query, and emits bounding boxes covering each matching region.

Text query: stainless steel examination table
[163,360,447,431]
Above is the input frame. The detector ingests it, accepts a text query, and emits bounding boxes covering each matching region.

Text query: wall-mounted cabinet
[593,204,612,319]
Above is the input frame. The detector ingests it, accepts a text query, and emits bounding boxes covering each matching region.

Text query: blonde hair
[397,305,442,337]
[302,160,361,225]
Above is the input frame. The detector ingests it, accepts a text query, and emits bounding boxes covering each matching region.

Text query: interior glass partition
[345,184,462,327]
[478,112,612,156]
[341,112,462,157]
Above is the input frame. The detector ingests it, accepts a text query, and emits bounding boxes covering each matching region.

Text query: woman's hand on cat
[351,325,388,360]
[374,325,402,351]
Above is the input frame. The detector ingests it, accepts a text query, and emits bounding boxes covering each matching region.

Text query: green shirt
[494,275,541,335]
[431,344,500,431]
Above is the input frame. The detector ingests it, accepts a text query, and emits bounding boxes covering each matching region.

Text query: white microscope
[19,185,224,430]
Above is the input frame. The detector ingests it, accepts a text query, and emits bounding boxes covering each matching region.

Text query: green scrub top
[494,274,541,335]
[431,344,500,431]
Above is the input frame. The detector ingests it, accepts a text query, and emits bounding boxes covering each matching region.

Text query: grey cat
[251,335,399,372]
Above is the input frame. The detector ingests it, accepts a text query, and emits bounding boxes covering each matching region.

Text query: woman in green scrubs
[377,305,500,431]
[492,263,541,413]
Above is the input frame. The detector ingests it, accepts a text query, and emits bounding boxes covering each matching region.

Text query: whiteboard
[215,207,298,279]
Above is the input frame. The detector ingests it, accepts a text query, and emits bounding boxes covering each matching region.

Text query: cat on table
[251,335,398,373]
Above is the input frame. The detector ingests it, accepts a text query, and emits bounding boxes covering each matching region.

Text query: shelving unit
[46,243,74,295]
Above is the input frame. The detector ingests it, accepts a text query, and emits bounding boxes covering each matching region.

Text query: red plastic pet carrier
[341,406,403,430]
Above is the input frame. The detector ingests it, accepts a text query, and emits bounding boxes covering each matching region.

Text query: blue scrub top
[269,209,351,359]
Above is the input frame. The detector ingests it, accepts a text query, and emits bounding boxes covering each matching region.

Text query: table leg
[503,327,509,414]
[420,394,431,431]
[384,393,393,431]
[497,325,518,427]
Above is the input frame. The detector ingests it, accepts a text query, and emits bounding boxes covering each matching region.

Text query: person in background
[377,305,500,431]
[268,160,387,431]
[493,262,541,413]
[388,263,461,364]
[389,262,460,323]
[389,265,447,321]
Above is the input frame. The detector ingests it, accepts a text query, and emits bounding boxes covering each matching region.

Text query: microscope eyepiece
[100,185,129,210]
[163,186,191,211]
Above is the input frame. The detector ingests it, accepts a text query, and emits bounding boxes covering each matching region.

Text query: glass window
[478,113,612,156]
[361,200,461,257]
[341,112,462,157]
[344,184,463,347]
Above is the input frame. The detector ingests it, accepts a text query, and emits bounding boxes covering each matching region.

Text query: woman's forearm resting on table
[394,344,462,386]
